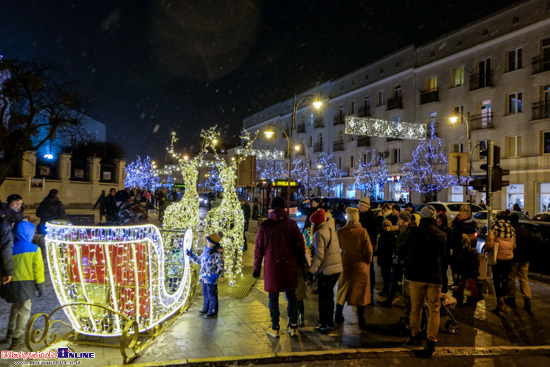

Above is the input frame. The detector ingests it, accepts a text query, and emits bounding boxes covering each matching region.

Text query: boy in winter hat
[0,221,44,349]
[187,233,224,318]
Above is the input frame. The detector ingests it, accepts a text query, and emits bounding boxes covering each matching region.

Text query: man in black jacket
[36,189,69,234]
[400,205,446,358]
[0,217,14,285]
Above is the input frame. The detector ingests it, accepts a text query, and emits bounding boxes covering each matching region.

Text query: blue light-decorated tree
[312,152,341,196]
[354,149,388,199]
[204,166,223,192]
[125,155,160,189]
[256,159,286,180]
[401,124,458,202]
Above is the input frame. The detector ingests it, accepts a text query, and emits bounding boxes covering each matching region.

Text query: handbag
[487,239,499,266]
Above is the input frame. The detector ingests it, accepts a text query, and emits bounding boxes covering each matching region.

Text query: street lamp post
[449,111,472,202]
[294,143,310,198]
[265,94,322,211]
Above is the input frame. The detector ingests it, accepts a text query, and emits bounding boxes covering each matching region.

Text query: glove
[207,274,219,283]
[305,272,315,284]
[185,249,192,257]
[253,269,261,279]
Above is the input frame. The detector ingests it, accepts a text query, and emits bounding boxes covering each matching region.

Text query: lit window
[508,92,523,114]
[506,135,522,157]
[451,67,465,87]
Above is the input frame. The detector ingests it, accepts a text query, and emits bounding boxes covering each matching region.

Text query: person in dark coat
[253,197,305,338]
[400,205,446,358]
[451,204,478,286]
[0,194,25,228]
[93,190,107,223]
[105,188,118,223]
[0,217,14,285]
[303,198,321,231]
[377,219,398,296]
[240,199,251,251]
[36,189,69,234]
[436,213,454,294]
[508,213,533,311]
[0,221,44,349]
[358,197,378,295]
[117,191,148,225]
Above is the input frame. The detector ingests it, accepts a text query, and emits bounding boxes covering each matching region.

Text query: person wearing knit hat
[186,233,224,319]
[359,197,370,208]
[399,204,446,358]
[334,206,373,329]
[254,196,306,338]
[419,205,437,219]
[308,206,343,334]
[310,209,326,226]
[376,217,398,301]
[398,211,412,223]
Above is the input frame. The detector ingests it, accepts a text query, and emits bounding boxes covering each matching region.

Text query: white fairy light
[345,116,427,140]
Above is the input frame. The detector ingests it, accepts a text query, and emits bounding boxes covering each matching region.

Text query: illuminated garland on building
[345,116,427,140]
[235,148,285,160]
[44,221,193,336]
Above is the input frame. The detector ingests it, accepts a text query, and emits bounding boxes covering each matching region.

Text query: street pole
[486,140,494,236]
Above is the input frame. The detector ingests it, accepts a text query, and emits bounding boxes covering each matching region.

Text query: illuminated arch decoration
[203,127,258,286]
[345,116,427,140]
[42,222,194,336]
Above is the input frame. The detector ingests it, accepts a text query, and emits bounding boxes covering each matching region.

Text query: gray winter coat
[309,222,343,275]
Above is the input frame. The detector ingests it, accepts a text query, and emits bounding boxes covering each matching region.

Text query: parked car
[473,210,531,227]
[426,202,484,223]
[477,221,550,275]
[531,212,550,222]
[322,197,360,229]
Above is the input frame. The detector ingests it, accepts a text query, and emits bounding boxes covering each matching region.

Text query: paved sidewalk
[2,216,550,367]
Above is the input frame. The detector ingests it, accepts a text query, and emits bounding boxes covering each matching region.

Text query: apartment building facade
[241,0,550,216]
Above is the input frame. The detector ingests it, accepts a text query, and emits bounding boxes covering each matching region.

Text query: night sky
[0,0,519,163]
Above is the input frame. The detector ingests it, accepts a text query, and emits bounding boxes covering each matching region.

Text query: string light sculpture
[203,127,258,286]
[44,221,193,336]
[401,123,460,200]
[345,116,427,140]
[163,132,203,251]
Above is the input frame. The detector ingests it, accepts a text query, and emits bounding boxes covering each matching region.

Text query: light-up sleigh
[25,221,196,363]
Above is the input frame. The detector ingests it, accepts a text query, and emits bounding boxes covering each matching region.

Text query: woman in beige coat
[334,207,373,329]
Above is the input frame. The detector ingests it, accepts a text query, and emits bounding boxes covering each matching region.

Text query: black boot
[357,306,367,330]
[524,298,532,312]
[378,282,396,308]
[453,291,464,306]
[414,339,436,358]
[505,297,517,309]
[335,303,345,324]
[403,333,423,346]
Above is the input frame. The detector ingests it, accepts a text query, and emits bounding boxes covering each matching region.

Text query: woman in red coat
[253,197,306,338]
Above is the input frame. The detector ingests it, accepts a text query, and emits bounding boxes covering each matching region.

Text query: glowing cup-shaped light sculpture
[44,222,193,336]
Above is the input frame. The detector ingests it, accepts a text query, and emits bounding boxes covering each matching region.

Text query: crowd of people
[251,196,532,359]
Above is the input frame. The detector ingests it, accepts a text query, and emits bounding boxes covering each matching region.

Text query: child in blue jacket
[0,221,44,350]
[187,233,224,318]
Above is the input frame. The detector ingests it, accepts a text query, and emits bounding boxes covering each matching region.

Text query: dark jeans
[492,260,512,299]
[379,261,392,288]
[269,290,298,329]
[318,272,340,327]
[202,282,219,315]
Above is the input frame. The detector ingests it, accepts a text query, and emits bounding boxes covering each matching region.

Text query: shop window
[539,183,550,212]
[506,184,524,211]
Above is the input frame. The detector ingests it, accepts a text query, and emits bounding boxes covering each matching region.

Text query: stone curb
[110,345,550,367]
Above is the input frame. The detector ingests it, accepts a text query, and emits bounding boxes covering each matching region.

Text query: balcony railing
[419,89,439,104]
[387,95,403,110]
[469,71,494,91]
[532,101,550,120]
[296,124,306,133]
[333,114,345,126]
[357,106,371,117]
[314,117,324,128]
[313,142,323,153]
[357,136,370,147]
[532,54,550,75]
[333,140,345,151]
[470,112,494,130]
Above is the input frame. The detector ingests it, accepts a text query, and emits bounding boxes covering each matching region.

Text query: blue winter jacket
[189,245,224,285]
[0,221,45,303]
